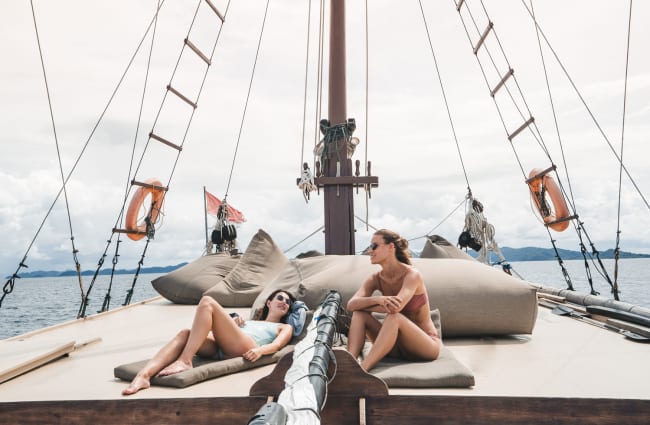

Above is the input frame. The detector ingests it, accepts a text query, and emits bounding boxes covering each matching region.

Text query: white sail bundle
[247,291,341,425]
[276,307,322,424]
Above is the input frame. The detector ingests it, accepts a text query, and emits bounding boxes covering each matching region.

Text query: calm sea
[1,259,648,340]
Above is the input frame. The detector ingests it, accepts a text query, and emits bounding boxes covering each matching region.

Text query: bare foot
[157,359,192,377]
[122,375,150,396]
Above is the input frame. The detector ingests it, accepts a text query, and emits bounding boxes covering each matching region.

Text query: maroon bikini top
[374,270,429,313]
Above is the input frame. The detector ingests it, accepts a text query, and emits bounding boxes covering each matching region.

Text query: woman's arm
[347,275,389,312]
[367,269,422,314]
[389,269,422,313]
[242,323,293,362]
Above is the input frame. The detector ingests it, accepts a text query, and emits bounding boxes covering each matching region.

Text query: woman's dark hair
[259,289,296,323]
[374,229,411,265]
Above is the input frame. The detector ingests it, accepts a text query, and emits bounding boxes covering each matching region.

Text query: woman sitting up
[122,289,295,395]
[346,229,440,371]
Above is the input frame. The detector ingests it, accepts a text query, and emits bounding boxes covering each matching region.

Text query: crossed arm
[346,271,420,314]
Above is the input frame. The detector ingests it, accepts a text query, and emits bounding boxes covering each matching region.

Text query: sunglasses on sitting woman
[275,294,292,306]
[369,242,379,251]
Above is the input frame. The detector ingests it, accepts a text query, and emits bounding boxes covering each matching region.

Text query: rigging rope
[354,215,379,233]
[420,3,514,268]
[576,225,599,295]
[545,227,574,291]
[224,0,270,198]
[520,0,650,213]
[104,0,161,310]
[29,0,85,304]
[123,240,151,306]
[363,0,370,230]
[526,1,578,293]
[297,0,318,202]
[77,244,110,318]
[456,0,621,293]
[314,0,326,163]
[299,0,314,178]
[84,0,232,314]
[1,1,168,312]
[460,1,552,173]
[525,0,624,299]
[613,0,634,299]
[528,1,578,216]
[418,0,472,192]
[116,0,232,300]
[100,242,121,313]
[283,226,325,254]
[408,198,467,242]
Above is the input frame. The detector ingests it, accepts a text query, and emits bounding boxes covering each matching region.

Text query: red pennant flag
[205,191,246,223]
[205,190,222,217]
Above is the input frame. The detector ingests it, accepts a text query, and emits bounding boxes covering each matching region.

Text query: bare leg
[122,329,190,395]
[158,296,256,376]
[346,311,382,360]
[123,296,256,395]
[360,313,440,371]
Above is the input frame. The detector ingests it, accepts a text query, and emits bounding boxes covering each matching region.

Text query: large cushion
[371,345,474,388]
[251,255,537,337]
[249,255,370,316]
[114,345,294,388]
[204,229,289,307]
[339,311,473,388]
[151,253,240,304]
[419,234,475,260]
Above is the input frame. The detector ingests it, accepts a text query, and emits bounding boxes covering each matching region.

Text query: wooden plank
[250,349,388,397]
[508,116,535,141]
[204,0,225,22]
[314,176,379,186]
[1,395,648,425]
[536,292,566,303]
[586,305,650,328]
[167,84,197,109]
[364,395,650,425]
[184,38,211,65]
[0,397,267,425]
[0,341,75,384]
[473,21,494,54]
[604,318,650,339]
[541,300,650,341]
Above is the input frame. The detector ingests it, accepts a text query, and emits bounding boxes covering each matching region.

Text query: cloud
[1,0,650,279]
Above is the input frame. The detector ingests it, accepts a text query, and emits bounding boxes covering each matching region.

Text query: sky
[1,0,649,279]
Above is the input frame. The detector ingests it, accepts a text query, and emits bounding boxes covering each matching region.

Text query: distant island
[7,247,649,278]
[10,263,190,279]
[497,247,650,262]
[435,247,649,262]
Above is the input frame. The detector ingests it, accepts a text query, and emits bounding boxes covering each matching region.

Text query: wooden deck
[3,376,648,424]
[1,297,650,424]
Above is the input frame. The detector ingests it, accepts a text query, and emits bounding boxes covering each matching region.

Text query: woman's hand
[243,347,263,362]
[382,295,402,314]
[234,316,246,327]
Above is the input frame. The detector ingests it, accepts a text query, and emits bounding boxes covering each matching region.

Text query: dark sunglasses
[275,294,292,306]
[369,242,379,251]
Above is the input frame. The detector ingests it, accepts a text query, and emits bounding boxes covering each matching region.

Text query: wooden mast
[323,0,352,254]
[319,0,378,254]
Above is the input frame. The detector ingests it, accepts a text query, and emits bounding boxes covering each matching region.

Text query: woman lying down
[122,289,295,396]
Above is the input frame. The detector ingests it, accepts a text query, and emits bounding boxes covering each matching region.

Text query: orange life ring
[527,168,570,232]
[125,178,166,241]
